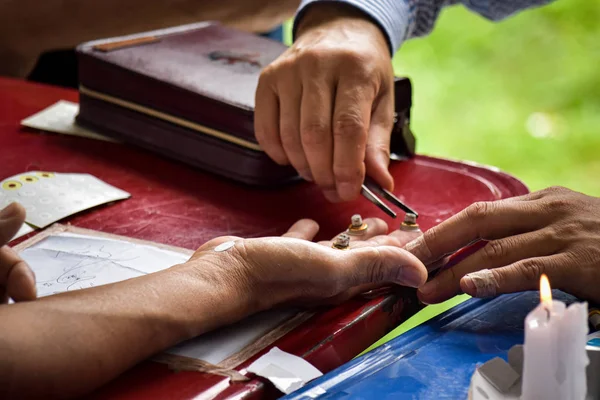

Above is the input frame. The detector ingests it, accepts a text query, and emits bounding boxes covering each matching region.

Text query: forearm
[0,265,231,399]
[0,0,299,77]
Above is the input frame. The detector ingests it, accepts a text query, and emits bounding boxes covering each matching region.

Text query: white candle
[521,275,589,399]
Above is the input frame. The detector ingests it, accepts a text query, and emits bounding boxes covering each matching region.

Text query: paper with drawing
[20,233,190,296]
[18,231,297,366]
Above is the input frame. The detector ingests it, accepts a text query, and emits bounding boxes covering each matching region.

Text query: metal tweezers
[361,177,418,219]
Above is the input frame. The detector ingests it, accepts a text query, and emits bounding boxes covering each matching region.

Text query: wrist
[169,249,258,337]
[295,3,391,54]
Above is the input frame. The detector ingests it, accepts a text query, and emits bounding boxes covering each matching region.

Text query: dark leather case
[76,22,415,186]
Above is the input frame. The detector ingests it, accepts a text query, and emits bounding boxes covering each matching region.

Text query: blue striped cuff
[294,0,413,54]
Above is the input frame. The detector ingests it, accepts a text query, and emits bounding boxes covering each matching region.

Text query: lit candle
[521,274,589,399]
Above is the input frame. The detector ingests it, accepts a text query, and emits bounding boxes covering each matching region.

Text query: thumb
[365,91,394,191]
[348,246,427,288]
[0,203,26,246]
[1,246,37,302]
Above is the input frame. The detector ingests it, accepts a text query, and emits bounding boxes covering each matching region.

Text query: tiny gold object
[347,214,368,235]
[332,233,351,250]
[400,213,420,232]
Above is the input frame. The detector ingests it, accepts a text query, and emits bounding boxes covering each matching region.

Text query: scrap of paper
[246,347,323,394]
[21,100,118,142]
[0,171,130,228]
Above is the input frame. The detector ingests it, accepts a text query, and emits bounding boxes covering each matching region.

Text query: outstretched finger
[282,219,320,241]
[405,199,550,266]
[417,230,562,304]
[460,254,569,298]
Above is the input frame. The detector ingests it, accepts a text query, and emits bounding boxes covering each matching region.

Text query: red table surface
[0,77,528,399]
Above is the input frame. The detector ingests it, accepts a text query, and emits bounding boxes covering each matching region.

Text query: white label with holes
[0,172,130,228]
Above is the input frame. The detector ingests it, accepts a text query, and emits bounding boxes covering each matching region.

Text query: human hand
[0,203,36,303]
[314,216,426,301]
[404,187,600,304]
[255,3,395,202]
[180,217,427,324]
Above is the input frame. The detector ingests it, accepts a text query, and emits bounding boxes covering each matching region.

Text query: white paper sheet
[21,248,145,296]
[19,232,295,364]
[166,310,296,365]
[0,172,131,228]
[247,347,323,394]
[32,235,189,274]
[21,100,117,142]
[20,233,189,297]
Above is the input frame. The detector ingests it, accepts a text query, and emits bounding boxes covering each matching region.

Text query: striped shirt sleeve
[294,0,555,54]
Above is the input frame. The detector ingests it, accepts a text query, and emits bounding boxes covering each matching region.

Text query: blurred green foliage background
[286,0,600,196]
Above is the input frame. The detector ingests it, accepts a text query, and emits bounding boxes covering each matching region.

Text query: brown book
[76,22,415,186]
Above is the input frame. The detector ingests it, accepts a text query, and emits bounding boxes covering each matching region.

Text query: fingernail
[27,267,37,298]
[462,269,498,298]
[386,174,394,192]
[404,236,433,264]
[462,275,476,294]
[418,279,437,296]
[376,151,391,170]
[338,182,358,201]
[401,266,424,288]
[0,203,20,220]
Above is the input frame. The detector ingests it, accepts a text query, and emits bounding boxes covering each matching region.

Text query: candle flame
[540,274,552,305]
